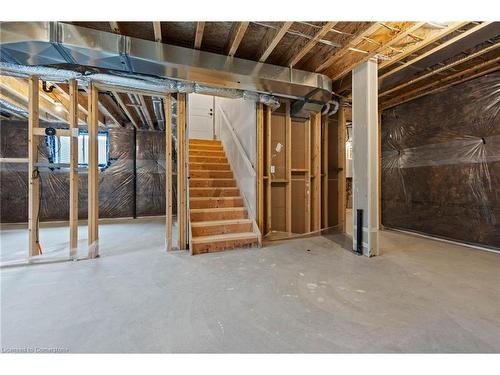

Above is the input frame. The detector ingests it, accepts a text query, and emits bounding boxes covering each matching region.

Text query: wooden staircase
[188,139,259,254]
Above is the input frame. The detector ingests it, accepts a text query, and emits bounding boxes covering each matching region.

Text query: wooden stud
[256,103,264,231]
[153,22,162,42]
[87,83,99,258]
[379,22,492,81]
[305,117,311,233]
[177,93,187,250]
[288,22,338,67]
[310,113,322,231]
[28,76,41,257]
[285,102,292,233]
[164,95,173,251]
[194,22,205,49]
[321,115,328,228]
[226,22,250,57]
[69,80,79,258]
[337,108,347,233]
[265,106,272,234]
[258,22,293,63]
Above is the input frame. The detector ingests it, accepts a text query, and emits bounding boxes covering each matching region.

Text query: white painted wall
[214,97,257,219]
[188,93,214,139]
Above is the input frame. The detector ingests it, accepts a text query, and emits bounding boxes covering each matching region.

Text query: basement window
[47,131,110,168]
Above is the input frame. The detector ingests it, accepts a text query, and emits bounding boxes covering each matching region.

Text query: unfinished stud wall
[381,72,500,249]
[0,120,177,223]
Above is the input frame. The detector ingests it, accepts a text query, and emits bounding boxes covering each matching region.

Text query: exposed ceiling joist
[315,22,381,72]
[257,22,293,63]
[381,56,500,109]
[379,42,500,98]
[329,22,425,83]
[288,22,338,67]
[226,22,250,57]
[153,22,162,42]
[194,22,205,49]
[109,22,120,34]
[112,91,140,129]
[99,94,127,126]
[139,95,155,130]
[380,22,493,81]
[378,21,469,71]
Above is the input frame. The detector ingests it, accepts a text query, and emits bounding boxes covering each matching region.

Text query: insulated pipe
[0,98,28,118]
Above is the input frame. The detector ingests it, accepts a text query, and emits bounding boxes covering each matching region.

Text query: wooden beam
[305,117,311,233]
[379,42,500,98]
[87,83,99,258]
[139,95,155,130]
[321,115,328,228]
[69,80,78,258]
[153,22,162,42]
[256,103,264,231]
[109,22,120,34]
[378,22,468,70]
[288,22,338,67]
[265,106,272,234]
[258,22,293,63]
[382,56,500,110]
[177,93,187,250]
[164,95,173,251]
[285,101,292,233]
[379,22,491,81]
[112,91,140,128]
[28,76,41,257]
[338,108,346,234]
[310,112,322,231]
[226,22,250,57]
[194,22,205,49]
[97,93,122,127]
[330,22,426,83]
[315,23,381,72]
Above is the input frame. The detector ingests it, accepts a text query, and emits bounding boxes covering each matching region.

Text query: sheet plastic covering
[381,72,500,248]
[0,120,177,223]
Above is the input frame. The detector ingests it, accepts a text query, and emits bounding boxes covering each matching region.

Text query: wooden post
[285,102,292,233]
[338,108,347,234]
[321,115,329,228]
[305,117,311,233]
[87,82,99,258]
[177,93,187,250]
[265,106,272,234]
[256,103,264,232]
[311,112,321,231]
[28,76,41,257]
[164,95,173,251]
[69,80,79,258]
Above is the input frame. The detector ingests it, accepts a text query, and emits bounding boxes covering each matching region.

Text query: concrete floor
[1,218,499,353]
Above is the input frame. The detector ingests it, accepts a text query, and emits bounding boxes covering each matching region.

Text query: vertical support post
[311,112,321,231]
[28,76,41,257]
[338,108,346,233]
[321,115,329,228]
[305,117,311,233]
[87,82,99,258]
[256,103,264,231]
[265,106,272,234]
[177,93,187,250]
[378,110,383,229]
[69,79,79,258]
[285,101,292,233]
[164,95,173,251]
[352,58,379,256]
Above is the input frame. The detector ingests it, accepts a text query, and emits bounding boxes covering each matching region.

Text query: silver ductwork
[0,22,332,106]
[0,98,28,118]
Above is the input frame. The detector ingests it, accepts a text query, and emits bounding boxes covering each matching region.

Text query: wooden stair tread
[190,196,240,201]
[191,232,257,244]
[190,207,246,213]
[189,187,238,190]
[191,219,252,227]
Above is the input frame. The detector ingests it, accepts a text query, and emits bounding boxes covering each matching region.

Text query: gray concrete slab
[1,219,499,353]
